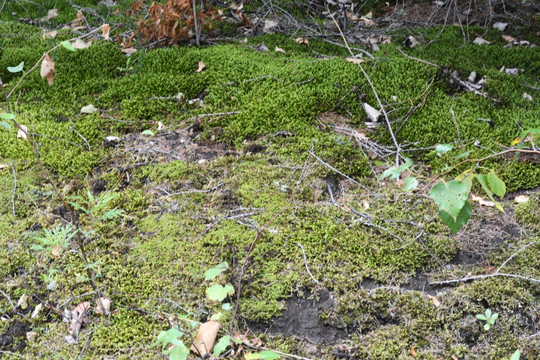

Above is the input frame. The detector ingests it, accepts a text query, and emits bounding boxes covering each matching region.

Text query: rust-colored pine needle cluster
[132,0,222,45]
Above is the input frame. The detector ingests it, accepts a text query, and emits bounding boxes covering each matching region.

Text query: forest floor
[0,1,539,359]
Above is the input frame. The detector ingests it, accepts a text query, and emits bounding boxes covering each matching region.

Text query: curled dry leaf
[121,47,137,56]
[514,195,529,203]
[473,37,491,45]
[74,301,90,314]
[157,121,165,130]
[196,61,206,73]
[359,16,375,27]
[502,35,517,42]
[94,297,112,315]
[295,37,309,45]
[42,30,57,39]
[41,8,59,22]
[72,39,92,49]
[275,46,286,54]
[492,22,508,31]
[363,102,382,122]
[426,294,440,308]
[101,24,110,40]
[191,320,220,358]
[403,36,420,48]
[40,54,55,86]
[17,125,28,140]
[471,194,495,207]
[72,10,84,28]
[346,57,364,65]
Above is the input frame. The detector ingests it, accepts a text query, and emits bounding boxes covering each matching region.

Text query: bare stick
[10,164,17,216]
[396,46,439,68]
[192,0,200,46]
[0,289,15,311]
[298,242,321,285]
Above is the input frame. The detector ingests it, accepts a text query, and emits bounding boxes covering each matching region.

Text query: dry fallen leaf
[72,10,84,28]
[94,297,112,315]
[275,46,286,54]
[101,24,110,40]
[295,37,309,45]
[502,35,517,42]
[74,302,90,314]
[381,36,392,45]
[358,16,375,27]
[42,30,58,39]
[51,245,61,258]
[347,12,359,21]
[346,57,364,65]
[514,195,529,203]
[493,22,508,31]
[523,93,532,101]
[404,36,420,48]
[41,8,59,22]
[40,54,55,86]
[471,194,495,207]
[363,102,382,122]
[0,164,9,170]
[26,331,38,342]
[191,320,220,358]
[410,345,417,357]
[157,121,165,130]
[473,37,491,45]
[17,125,28,140]
[121,47,137,56]
[72,39,92,49]
[427,294,441,308]
[196,61,206,73]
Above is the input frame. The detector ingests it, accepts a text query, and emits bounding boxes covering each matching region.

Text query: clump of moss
[514,195,540,228]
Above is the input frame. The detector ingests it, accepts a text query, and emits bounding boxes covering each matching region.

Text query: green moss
[514,196,540,228]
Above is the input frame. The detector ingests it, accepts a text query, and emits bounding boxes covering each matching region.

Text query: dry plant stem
[240,341,315,360]
[396,46,439,67]
[298,242,321,285]
[192,0,200,46]
[326,6,401,166]
[10,164,16,216]
[430,241,540,285]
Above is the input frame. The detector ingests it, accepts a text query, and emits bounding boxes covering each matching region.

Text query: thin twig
[0,289,15,311]
[298,242,321,285]
[11,164,17,216]
[396,46,439,67]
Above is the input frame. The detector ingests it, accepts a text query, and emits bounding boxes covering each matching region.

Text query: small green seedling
[117,57,134,74]
[510,349,520,360]
[476,309,498,330]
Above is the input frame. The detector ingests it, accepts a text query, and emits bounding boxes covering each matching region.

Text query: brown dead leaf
[51,245,61,258]
[381,36,392,45]
[40,54,55,86]
[94,297,112,315]
[347,12,359,21]
[74,302,90,314]
[471,194,495,207]
[427,294,440,308]
[410,345,417,357]
[359,16,375,27]
[42,30,58,39]
[295,37,309,45]
[502,35,517,42]
[346,57,364,65]
[196,61,206,73]
[72,39,92,49]
[41,8,59,22]
[121,47,137,56]
[101,24,110,40]
[190,320,220,358]
[72,10,84,28]
[17,125,28,140]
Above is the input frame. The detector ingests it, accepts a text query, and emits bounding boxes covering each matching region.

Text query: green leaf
[380,158,413,181]
[166,343,189,360]
[205,262,229,280]
[0,121,10,130]
[510,349,521,360]
[246,351,281,360]
[490,312,498,323]
[0,113,15,120]
[454,150,472,159]
[213,335,230,357]
[476,314,487,321]
[484,323,490,331]
[155,327,184,349]
[222,302,232,311]
[428,143,453,156]
[206,284,234,302]
[475,174,504,212]
[485,309,491,318]
[141,129,154,136]
[430,180,469,220]
[487,170,505,197]
[7,61,24,73]
[60,40,76,51]
[438,201,471,234]
[403,176,418,191]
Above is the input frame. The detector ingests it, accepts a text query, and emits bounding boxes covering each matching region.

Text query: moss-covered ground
[0,1,539,359]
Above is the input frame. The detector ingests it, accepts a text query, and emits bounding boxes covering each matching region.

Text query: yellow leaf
[102,24,110,40]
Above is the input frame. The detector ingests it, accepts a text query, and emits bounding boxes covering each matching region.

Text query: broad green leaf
[246,351,282,360]
[206,284,234,302]
[403,176,418,191]
[141,129,154,136]
[490,313,498,322]
[213,335,230,357]
[204,261,229,280]
[166,343,189,360]
[428,143,453,156]
[476,174,504,212]
[7,61,24,73]
[60,40,76,51]
[487,170,505,197]
[0,113,15,120]
[380,158,413,181]
[222,302,232,311]
[430,180,469,220]
[485,309,492,318]
[476,314,487,321]
[0,121,10,130]
[155,327,184,349]
[80,104,98,113]
[454,150,472,159]
[210,312,223,321]
[484,323,490,330]
[510,349,520,360]
[438,201,471,234]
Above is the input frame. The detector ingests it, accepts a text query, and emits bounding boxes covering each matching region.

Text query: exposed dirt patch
[248,290,349,345]
[121,129,237,164]
[0,321,29,353]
